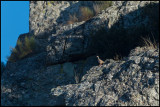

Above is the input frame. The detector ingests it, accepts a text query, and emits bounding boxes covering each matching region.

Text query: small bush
[7,36,37,62]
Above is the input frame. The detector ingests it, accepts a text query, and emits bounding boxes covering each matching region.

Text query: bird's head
[96,56,99,58]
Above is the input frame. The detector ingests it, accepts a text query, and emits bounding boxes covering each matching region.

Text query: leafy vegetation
[7,36,37,62]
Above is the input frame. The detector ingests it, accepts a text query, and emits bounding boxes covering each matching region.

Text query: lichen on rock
[1,1,159,106]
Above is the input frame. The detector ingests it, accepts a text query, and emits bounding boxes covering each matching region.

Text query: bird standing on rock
[97,56,104,66]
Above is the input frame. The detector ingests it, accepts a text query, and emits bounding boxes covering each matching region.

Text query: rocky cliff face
[28,1,159,65]
[1,1,159,106]
[51,46,159,106]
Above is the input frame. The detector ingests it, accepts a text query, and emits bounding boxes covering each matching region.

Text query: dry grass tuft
[141,35,158,49]
[93,1,112,15]
[67,1,112,25]
[67,14,78,24]
[79,6,94,21]
[7,36,37,62]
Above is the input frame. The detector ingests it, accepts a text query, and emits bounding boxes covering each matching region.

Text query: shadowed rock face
[29,1,159,65]
[1,1,159,106]
[2,46,159,106]
[51,47,159,106]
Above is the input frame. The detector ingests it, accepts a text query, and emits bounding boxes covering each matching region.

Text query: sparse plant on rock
[89,24,157,60]
[79,6,94,21]
[141,36,158,49]
[93,1,112,15]
[93,4,101,15]
[7,36,37,62]
[67,14,78,24]
[67,1,113,24]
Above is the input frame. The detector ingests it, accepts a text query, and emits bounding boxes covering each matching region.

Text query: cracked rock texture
[29,1,159,65]
[1,1,159,106]
[51,47,159,106]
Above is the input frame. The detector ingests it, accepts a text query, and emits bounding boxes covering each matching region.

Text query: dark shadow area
[89,2,159,60]
[119,92,131,102]
[8,2,159,66]
[2,2,159,106]
[47,2,159,66]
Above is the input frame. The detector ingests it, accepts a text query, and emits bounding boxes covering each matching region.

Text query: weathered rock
[51,46,159,106]
[1,1,159,106]
[1,53,98,106]
[15,1,159,65]
[45,1,159,65]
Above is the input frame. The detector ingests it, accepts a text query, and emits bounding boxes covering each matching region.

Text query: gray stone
[50,47,159,106]
[1,1,159,106]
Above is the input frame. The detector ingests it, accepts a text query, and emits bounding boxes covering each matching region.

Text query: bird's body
[97,56,104,66]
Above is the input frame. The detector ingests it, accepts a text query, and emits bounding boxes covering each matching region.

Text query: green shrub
[7,36,37,62]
